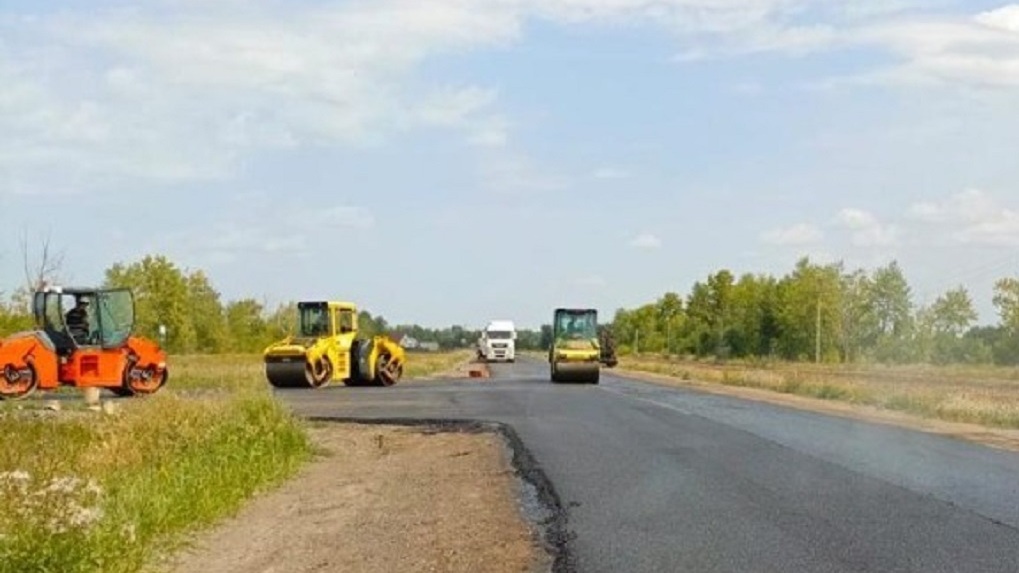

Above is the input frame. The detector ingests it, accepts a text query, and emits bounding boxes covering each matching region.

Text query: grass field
[0,349,469,573]
[618,355,1019,429]
[168,349,474,391]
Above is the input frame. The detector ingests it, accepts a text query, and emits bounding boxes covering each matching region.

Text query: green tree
[930,287,977,337]
[225,299,268,352]
[869,261,915,363]
[915,288,983,365]
[837,269,877,363]
[186,270,228,353]
[727,273,779,358]
[774,258,843,362]
[104,254,197,352]
[993,278,1019,334]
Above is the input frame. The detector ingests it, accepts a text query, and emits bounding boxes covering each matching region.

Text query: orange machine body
[0,286,168,400]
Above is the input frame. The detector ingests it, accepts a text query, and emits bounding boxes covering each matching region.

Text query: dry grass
[403,350,475,380]
[168,350,473,392]
[619,355,1019,429]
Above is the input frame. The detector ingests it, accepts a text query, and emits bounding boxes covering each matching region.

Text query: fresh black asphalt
[277,357,1019,573]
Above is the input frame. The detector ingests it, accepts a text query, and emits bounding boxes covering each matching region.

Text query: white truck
[477,320,516,363]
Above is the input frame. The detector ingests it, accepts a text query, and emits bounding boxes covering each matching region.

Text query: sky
[2,0,1019,330]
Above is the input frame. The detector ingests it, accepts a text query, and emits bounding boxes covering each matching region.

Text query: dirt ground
[614,368,1019,453]
[152,423,548,573]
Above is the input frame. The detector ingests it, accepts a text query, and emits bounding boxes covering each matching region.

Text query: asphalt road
[278,357,1019,573]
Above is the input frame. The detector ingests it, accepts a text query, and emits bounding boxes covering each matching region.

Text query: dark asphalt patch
[307,416,576,573]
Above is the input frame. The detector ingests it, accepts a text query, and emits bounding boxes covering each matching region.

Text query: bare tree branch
[20,229,66,292]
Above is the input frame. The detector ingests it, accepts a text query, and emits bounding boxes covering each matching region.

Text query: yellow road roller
[548,307,601,384]
[263,301,406,389]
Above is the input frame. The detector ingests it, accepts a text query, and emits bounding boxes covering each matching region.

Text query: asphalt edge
[305,416,576,573]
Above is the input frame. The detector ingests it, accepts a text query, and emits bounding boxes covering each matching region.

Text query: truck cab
[478,320,516,363]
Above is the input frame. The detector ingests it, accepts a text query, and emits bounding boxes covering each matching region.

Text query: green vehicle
[548,308,602,383]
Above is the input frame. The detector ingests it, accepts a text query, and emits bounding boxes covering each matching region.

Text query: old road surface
[276,357,1019,573]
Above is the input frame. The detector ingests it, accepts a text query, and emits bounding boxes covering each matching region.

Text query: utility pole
[667,319,672,356]
[815,298,821,364]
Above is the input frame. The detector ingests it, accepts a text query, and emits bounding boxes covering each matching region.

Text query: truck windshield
[488,331,513,339]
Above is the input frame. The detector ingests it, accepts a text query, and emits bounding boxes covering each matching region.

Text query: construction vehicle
[0,285,168,401]
[548,307,602,384]
[263,300,406,389]
[598,325,619,367]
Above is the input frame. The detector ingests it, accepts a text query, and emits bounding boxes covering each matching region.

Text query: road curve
[277,357,1019,573]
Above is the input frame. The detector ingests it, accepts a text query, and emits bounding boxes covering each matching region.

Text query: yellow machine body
[549,307,601,384]
[263,301,406,388]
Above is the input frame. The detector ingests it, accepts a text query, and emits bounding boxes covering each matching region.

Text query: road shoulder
[612,367,1019,453]
[148,422,550,573]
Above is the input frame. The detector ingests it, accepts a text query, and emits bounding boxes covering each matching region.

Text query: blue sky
[2,0,1019,330]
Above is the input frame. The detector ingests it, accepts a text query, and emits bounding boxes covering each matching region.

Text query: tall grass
[0,389,310,572]
[619,355,1019,429]
[0,348,475,572]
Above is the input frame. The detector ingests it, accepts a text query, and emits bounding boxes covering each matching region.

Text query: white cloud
[907,188,1019,246]
[629,232,662,249]
[975,5,1019,34]
[480,153,570,193]
[836,207,898,247]
[0,0,965,196]
[908,188,999,223]
[149,202,375,264]
[837,208,878,230]
[840,6,1019,90]
[761,223,823,246]
[6,0,1019,204]
[592,167,629,180]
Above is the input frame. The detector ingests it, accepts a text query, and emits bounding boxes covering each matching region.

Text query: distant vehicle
[477,320,516,363]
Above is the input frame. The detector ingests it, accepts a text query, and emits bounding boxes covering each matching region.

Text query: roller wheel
[374,354,399,387]
[115,357,168,397]
[306,358,332,389]
[0,362,38,401]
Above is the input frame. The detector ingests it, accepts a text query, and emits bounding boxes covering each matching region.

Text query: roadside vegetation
[0,390,310,573]
[0,346,472,573]
[618,355,1019,429]
[0,247,481,573]
[605,257,1019,429]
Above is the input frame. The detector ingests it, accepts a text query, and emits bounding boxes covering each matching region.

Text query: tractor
[0,285,168,400]
[263,300,406,389]
[548,307,603,384]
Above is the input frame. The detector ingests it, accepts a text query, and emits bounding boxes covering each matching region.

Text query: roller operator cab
[0,285,168,400]
[263,301,406,389]
[478,320,516,363]
[548,308,601,384]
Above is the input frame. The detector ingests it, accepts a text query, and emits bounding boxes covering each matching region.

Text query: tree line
[608,257,1019,366]
[0,254,515,354]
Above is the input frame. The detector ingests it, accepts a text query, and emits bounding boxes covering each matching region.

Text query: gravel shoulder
[150,422,549,573]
